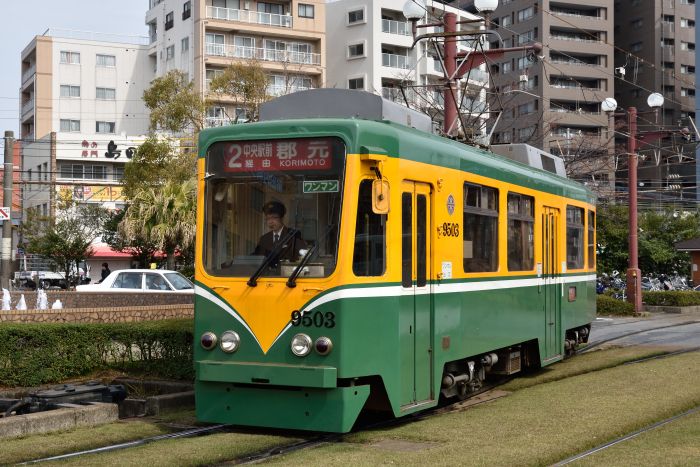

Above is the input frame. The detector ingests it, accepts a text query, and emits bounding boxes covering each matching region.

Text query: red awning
[89,246,132,259]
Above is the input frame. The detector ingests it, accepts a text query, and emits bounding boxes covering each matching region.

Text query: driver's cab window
[146,273,172,290]
[112,272,143,290]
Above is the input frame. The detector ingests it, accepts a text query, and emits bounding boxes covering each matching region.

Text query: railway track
[579,319,700,354]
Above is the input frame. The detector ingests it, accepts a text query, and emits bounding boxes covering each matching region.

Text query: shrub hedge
[642,291,700,307]
[597,295,636,316]
[0,319,193,388]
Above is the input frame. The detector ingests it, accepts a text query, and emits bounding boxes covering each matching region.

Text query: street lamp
[473,0,499,14]
[647,93,664,109]
[402,0,424,38]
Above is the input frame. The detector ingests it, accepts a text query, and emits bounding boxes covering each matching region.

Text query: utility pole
[2,131,14,290]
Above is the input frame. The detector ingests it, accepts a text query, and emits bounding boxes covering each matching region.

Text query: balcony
[150,33,157,44]
[381,87,415,103]
[206,116,229,127]
[382,53,415,69]
[183,9,191,20]
[382,19,411,36]
[149,0,165,9]
[43,28,149,46]
[21,99,34,117]
[549,34,602,44]
[549,84,601,91]
[206,6,292,28]
[267,84,311,96]
[205,44,321,65]
[465,68,490,83]
[549,106,601,115]
[549,10,601,20]
[22,64,36,84]
[165,19,174,30]
[550,59,602,68]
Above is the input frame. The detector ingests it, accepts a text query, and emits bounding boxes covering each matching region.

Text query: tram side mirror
[372,179,390,214]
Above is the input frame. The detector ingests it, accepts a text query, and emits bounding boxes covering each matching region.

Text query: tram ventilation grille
[490,349,522,375]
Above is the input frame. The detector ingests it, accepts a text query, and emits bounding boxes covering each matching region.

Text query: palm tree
[119,178,196,270]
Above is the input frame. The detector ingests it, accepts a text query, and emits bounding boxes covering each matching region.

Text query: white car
[76,269,194,293]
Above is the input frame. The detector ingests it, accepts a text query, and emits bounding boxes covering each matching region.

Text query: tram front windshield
[203,137,345,279]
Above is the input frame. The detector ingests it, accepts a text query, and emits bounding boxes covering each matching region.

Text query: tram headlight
[201,332,217,350]
[315,337,333,356]
[291,333,312,357]
[220,331,240,353]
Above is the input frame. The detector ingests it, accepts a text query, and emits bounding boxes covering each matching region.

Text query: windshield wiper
[247,228,300,287]
[286,223,335,288]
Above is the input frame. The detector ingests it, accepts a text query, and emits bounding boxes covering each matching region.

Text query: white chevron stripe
[195,285,262,351]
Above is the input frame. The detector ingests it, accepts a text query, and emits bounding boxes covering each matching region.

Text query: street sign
[0,207,9,220]
[17,248,24,255]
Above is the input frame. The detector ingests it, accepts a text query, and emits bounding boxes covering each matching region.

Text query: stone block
[22,408,75,437]
[144,391,195,416]
[73,404,118,426]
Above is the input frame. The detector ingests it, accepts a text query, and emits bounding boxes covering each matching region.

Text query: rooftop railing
[206,6,292,28]
[44,28,150,46]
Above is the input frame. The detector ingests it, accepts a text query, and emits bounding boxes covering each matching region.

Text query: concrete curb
[0,404,118,440]
[119,391,195,418]
[643,305,700,314]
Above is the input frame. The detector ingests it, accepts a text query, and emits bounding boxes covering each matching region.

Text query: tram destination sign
[303,180,339,193]
[223,138,333,172]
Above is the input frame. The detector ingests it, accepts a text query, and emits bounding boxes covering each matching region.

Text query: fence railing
[205,44,321,65]
[206,6,292,28]
[382,19,411,36]
[44,28,150,45]
[550,59,602,67]
[549,10,601,20]
[22,64,36,84]
[382,53,415,69]
[549,84,602,91]
[22,99,34,117]
[381,87,415,103]
[549,35,603,43]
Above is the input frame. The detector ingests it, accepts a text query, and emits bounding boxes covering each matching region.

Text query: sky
[0,0,146,141]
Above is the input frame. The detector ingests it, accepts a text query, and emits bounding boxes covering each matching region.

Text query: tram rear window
[463,183,499,273]
[566,205,584,270]
[202,137,346,279]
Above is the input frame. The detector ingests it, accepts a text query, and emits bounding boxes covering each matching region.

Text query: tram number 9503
[291,310,336,328]
[442,222,459,237]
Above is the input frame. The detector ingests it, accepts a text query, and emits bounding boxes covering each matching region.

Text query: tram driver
[253,201,308,263]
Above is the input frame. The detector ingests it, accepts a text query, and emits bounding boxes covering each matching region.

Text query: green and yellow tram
[194,90,595,432]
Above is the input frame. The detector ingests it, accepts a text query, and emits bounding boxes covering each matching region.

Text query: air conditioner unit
[519,75,528,83]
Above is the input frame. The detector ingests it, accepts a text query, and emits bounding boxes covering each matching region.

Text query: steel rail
[578,321,700,354]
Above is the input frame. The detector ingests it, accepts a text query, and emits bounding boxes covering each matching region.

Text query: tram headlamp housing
[315,337,333,356]
[201,332,217,350]
[220,330,240,353]
[291,333,312,357]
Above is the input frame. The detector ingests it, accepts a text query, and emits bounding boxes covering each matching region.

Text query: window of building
[519,30,533,44]
[503,38,512,48]
[60,85,80,98]
[632,18,643,28]
[681,41,695,51]
[680,18,695,28]
[588,211,595,268]
[298,4,314,18]
[502,131,512,143]
[353,179,386,276]
[348,9,364,24]
[96,54,116,67]
[183,1,191,20]
[517,7,533,22]
[519,127,534,140]
[631,41,643,52]
[566,206,584,269]
[518,102,535,115]
[632,0,642,6]
[166,45,175,60]
[182,37,189,51]
[348,77,364,90]
[517,56,533,69]
[60,51,80,64]
[165,11,174,30]
[258,2,283,14]
[681,64,695,74]
[681,88,696,97]
[507,193,534,271]
[663,15,675,23]
[680,0,694,4]
[502,61,511,72]
[60,119,80,132]
[348,42,364,58]
[502,16,511,27]
[96,87,116,100]
[463,182,499,273]
[96,121,116,133]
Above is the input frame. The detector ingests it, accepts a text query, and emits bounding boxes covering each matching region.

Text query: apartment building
[19,29,153,142]
[326,0,487,131]
[146,0,326,126]
[614,0,697,202]
[487,0,615,198]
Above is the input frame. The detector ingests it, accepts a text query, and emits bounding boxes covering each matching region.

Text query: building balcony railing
[267,85,311,96]
[381,87,415,103]
[149,0,165,10]
[43,28,149,45]
[150,33,157,44]
[22,64,36,84]
[549,84,602,91]
[382,19,411,36]
[165,19,174,30]
[550,107,601,115]
[549,10,601,20]
[21,99,34,117]
[206,6,292,28]
[206,116,230,128]
[182,9,191,20]
[205,44,321,65]
[550,59,602,68]
[382,53,415,70]
[549,34,603,44]
[24,132,34,141]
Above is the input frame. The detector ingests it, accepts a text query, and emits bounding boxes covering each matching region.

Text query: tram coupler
[1,383,127,417]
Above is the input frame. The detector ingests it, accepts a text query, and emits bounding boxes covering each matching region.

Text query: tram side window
[463,182,499,273]
[353,179,386,276]
[566,206,584,270]
[507,193,534,271]
[588,210,595,269]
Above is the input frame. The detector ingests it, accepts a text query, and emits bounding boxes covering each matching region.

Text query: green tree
[101,209,162,268]
[596,205,700,276]
[142,69,211,134]
[21,193,108,288]
[118,178,196,270]
[208,58,271,121]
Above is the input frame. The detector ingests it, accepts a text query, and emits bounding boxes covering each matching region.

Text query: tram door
[400,181,433,407]
[542,207,561,360]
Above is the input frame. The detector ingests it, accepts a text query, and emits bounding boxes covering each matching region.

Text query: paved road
[590,312,700,350]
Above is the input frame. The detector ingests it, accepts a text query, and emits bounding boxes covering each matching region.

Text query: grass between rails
[264,351,700,466]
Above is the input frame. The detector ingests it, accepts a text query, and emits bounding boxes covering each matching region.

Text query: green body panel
[195,381,370,433]
[199,119,595,204]
[194,275,594,431]
[196,361,337,388]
